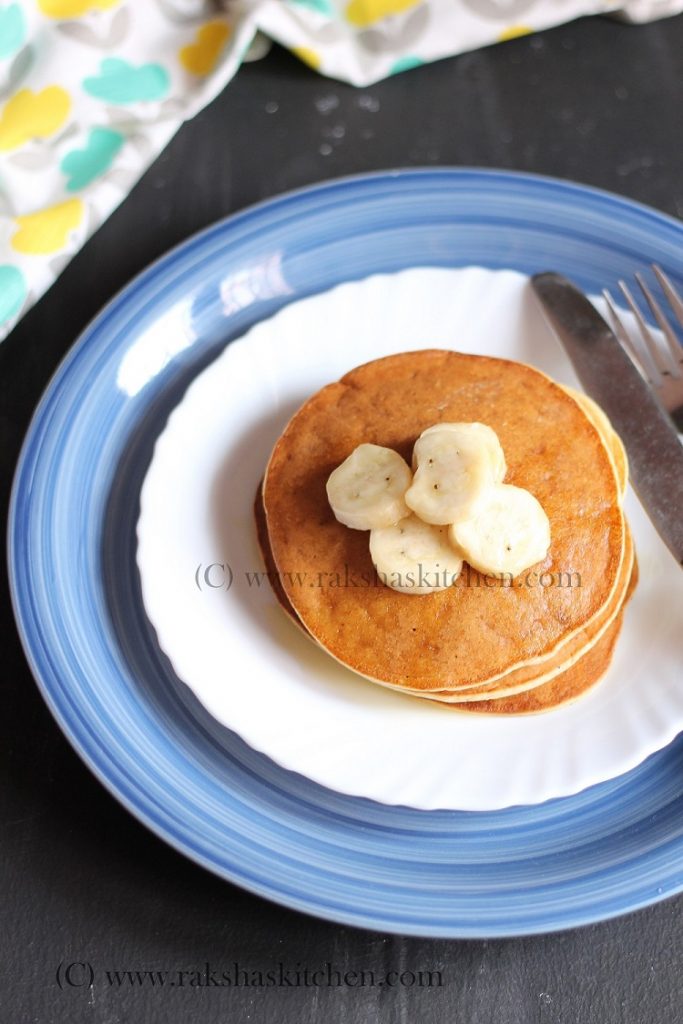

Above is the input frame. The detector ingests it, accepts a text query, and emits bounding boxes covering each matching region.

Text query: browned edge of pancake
[255,482,297,622]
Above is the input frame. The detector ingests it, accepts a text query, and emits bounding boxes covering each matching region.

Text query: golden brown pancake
[263,350,625,691]
[256,477,637,716]
[257,492,637,715]
[394,525,634,701]
[256,381,633,703]
[258,481,634,706]
[451,555,638,714]
[452,611,625,715]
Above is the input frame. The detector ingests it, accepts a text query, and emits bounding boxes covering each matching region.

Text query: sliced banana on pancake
[405,423,504,525]
[326,443,412,530]
[370,514,463,594]
[414,422,507,479]
[449,483,550,578]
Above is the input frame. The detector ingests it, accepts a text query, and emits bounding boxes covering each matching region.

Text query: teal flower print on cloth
[83,58,170,104]
[0,265,27,325]
[290,0,336,13]
[390,54,423,72]
[0,4,25,60]
[60,126,124,190]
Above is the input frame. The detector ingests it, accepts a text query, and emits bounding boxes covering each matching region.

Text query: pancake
[391,525,634,701]
[257,486,637,714]
[449,555,638,714]
[452,611,624,715]
[256,379,633,702]
[263,350,625,692]
[256,478,637,715]
[257,478,634,703]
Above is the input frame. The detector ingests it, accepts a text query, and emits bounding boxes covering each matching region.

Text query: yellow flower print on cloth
[291,45,322,69]
[12,199,84,255]
[38,0,120,18]
[498,25,533,41]
[180,21,232,76]
[0,87,70,151]
[345,0,423,28]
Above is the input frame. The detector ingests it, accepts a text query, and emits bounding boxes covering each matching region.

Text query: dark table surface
[3,12,683,1024]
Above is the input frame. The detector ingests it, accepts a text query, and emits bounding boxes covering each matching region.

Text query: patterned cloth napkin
[1,0,681,342]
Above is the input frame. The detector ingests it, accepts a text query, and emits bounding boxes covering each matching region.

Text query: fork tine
[634,271,683,379]
[652,264,683,329]
[602,289,651,379]
[617,280,666,383]
[651,264,683,331]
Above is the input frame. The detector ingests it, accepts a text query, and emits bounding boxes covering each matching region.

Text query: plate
[136,265,683,811]
[9,169,683,936]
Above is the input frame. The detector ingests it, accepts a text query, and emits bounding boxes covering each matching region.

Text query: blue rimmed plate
[9,169,683,937]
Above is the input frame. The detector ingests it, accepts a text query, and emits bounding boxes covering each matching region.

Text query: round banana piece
[405,423,504,525]
[326,443,412,530]
[414,422,507,480]
[449,483,551,578]
[370,514,464,595]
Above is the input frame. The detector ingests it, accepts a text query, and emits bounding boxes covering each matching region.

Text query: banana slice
[326,443,412,530]
[405,423,504,525]
[449,483,550,578]
[370,514,463,594]
[414,422,507,480]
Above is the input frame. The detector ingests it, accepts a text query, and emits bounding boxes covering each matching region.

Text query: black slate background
[2,13,683,1024]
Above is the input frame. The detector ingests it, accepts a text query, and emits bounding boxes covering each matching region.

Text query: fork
[602,265,683,432]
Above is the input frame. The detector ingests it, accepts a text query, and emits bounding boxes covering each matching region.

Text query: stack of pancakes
[257,350,637,714]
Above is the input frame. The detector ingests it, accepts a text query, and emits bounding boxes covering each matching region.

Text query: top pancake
[263,350,625,690]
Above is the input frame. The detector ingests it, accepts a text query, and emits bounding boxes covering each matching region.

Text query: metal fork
[602,265,683,432]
